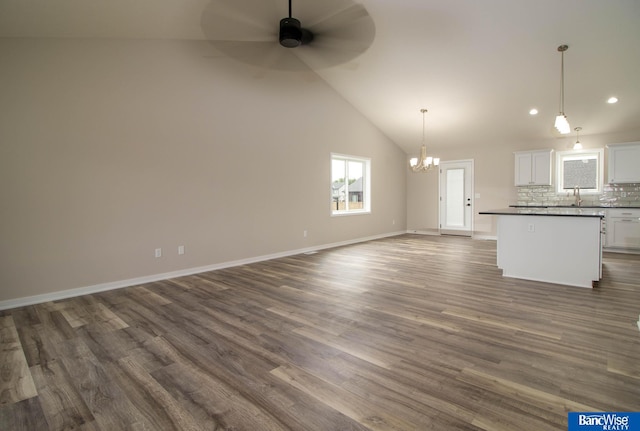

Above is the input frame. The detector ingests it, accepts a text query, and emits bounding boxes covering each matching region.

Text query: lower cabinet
[605,209,640,249]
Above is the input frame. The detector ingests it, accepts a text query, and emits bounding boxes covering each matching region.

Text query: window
[556,149,604,194]
[331,154,371,215]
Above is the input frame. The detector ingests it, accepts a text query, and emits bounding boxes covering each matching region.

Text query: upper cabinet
[514,149,553,186]
[608,142,640,184]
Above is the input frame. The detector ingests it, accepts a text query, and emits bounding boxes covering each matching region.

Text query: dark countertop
[480,208,605,217]
[509,205,639,209]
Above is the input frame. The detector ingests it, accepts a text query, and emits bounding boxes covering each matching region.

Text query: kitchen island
[479,207,605,288]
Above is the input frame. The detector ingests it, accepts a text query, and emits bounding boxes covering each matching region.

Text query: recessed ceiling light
[529,108,538,115]
[607,97,618,104]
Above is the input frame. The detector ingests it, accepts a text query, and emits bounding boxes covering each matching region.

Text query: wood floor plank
[150,358,281,430]
[143,334,304,428]
[441,306,564,340]
[149,351,369,431]
[292,326,395,369]
[607,345,640,379]
[271,363,418,431]
[0,397,49,431]
[16,324,49,368]
[0,316,37,405]
[49,334,157,431]
[1,234,639,430]
[365,305,462,332]
[114,355,204,431]
[147,333,344,430]
[9,307,42,328]
[458,367,598,413]
[29,360,97,430]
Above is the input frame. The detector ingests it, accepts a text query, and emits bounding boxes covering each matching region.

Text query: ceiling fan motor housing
[279,18,303,47]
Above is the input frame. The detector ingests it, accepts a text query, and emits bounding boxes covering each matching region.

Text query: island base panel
[496,215,602,288]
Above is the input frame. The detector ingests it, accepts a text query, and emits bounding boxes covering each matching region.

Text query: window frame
[555,148,604,195]
[331,153,371,216]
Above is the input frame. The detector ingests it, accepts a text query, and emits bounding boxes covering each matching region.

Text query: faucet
[573,186,582,207]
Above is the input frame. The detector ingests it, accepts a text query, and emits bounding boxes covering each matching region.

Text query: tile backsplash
[516,183,640,207]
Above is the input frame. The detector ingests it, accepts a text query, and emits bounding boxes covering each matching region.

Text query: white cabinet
[607,142,640,184]
[514,150,553,186]
[605,209,640,249]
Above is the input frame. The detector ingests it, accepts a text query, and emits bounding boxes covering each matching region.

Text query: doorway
[439,160,474,236]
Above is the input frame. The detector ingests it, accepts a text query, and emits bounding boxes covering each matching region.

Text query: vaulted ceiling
[2,0,639,153]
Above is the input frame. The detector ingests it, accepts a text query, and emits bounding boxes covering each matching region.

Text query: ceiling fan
[201,0,376,71]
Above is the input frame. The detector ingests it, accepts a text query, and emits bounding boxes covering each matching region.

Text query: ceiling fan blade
[201,0,280,42]
[307,18,375,54]
[211,41,311,71]
[200,0,375,71]
[293,3,375,70]
[306,3,371,34]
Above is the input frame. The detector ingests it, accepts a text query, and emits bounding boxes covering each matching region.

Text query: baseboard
[407,229,497,241]
[406,229,440,236]
[0,231,405,311]
[472,234,497,241]
[603,247,640,255]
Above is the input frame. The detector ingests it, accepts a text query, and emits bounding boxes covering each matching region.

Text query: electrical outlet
[303,230,308,238]
[527,224,535,232]
[178,245,185,255]
[154,248,162,258]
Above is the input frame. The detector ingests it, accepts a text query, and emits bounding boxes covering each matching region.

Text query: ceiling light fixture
[607,96,618,104]
[529,108,539,115]
[554,45,571,134]
[573,127,583,150]
[409,109,439,172]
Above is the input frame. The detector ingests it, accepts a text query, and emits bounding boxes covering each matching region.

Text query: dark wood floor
[1,234,639,430]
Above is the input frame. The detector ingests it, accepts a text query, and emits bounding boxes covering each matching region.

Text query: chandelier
[554,45,571,134]
[409,109,439,172]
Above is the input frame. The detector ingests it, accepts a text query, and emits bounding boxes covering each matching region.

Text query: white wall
[0,38,407,303]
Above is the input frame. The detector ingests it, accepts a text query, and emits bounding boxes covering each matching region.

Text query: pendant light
[409,109,440,172]
[554,45,571,134]
[573,127,583,150]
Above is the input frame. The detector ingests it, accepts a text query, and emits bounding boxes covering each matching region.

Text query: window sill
[331,210,371,217]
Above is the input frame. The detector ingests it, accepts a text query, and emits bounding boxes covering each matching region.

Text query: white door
[439,160,474,236]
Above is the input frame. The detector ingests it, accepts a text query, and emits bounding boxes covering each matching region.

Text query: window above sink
[556,149,604,195]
